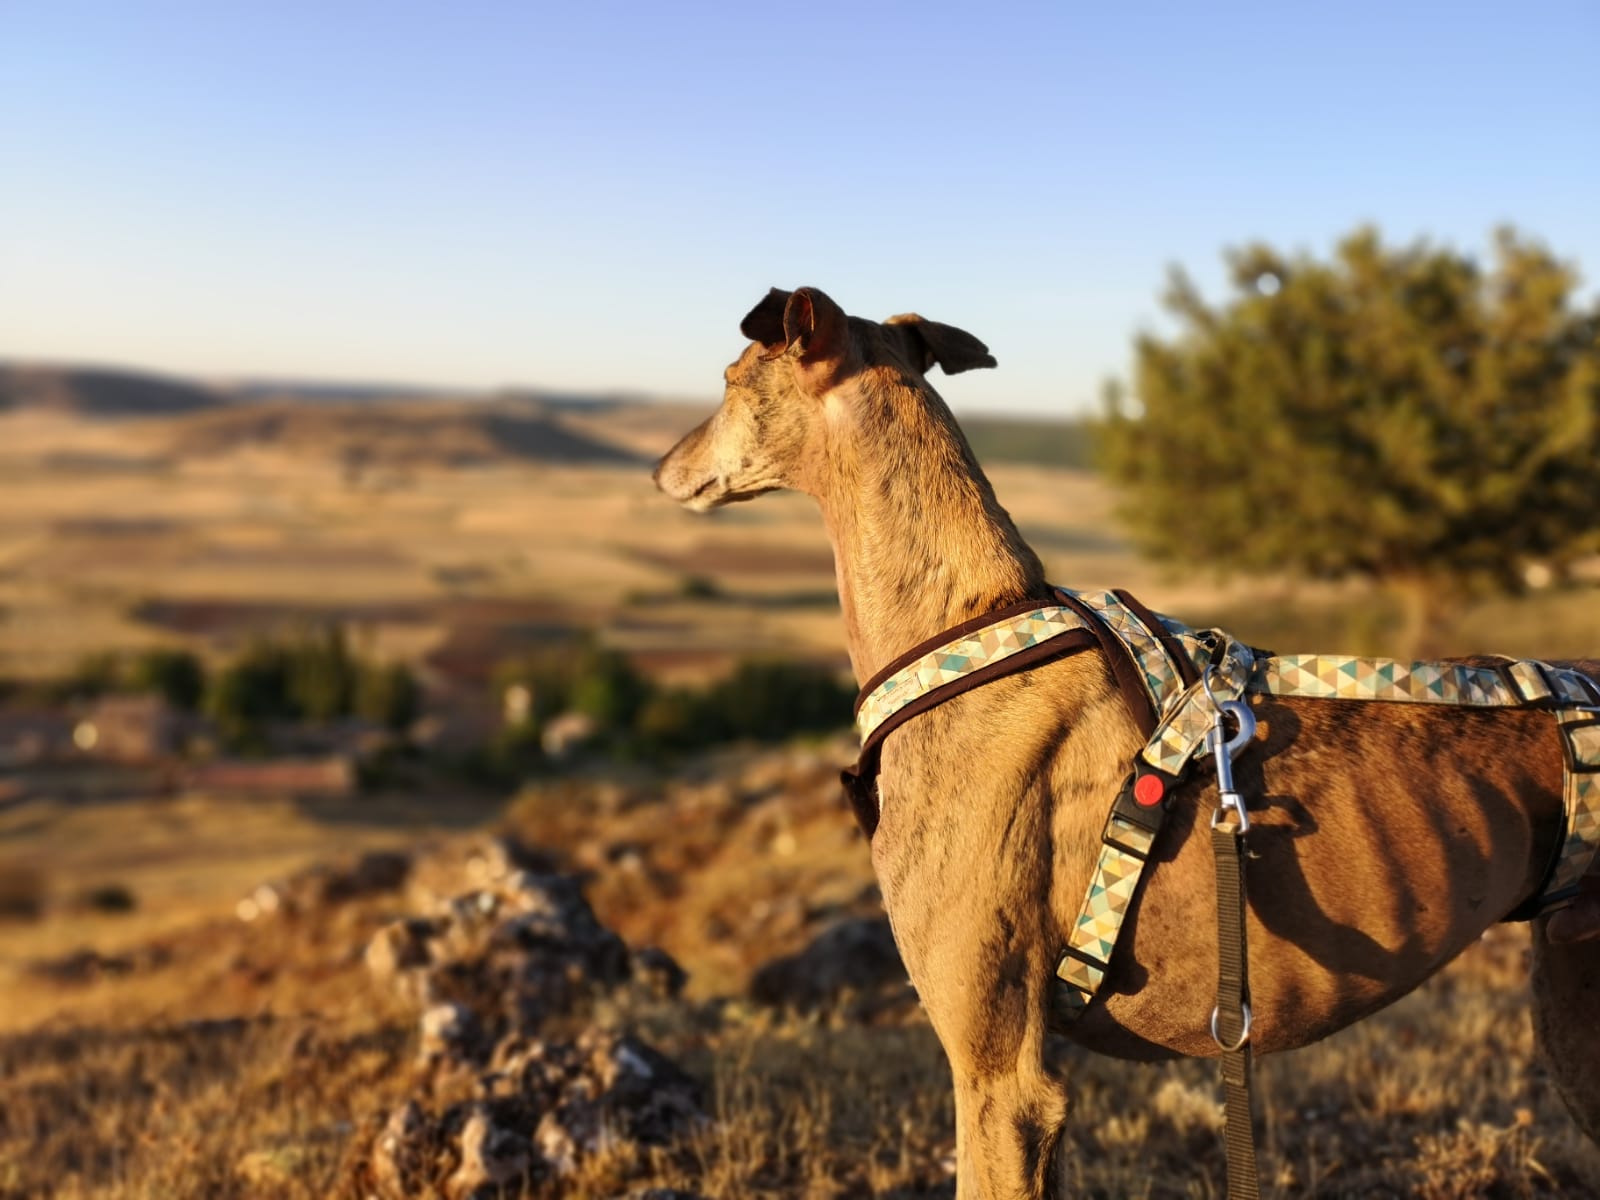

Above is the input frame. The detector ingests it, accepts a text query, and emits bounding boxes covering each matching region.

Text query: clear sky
[3,1,1596,415]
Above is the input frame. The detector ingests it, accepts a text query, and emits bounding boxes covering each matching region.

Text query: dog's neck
[813,367,1048,684]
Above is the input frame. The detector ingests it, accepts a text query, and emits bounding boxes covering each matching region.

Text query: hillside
[3,740,1597,1198]
[0,364,222,417]
[165,399,643,469]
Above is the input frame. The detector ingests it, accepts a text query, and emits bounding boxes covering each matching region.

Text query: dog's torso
[870,648,1591,1065]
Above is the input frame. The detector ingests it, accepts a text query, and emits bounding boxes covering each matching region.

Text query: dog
[654,285,1600,1197]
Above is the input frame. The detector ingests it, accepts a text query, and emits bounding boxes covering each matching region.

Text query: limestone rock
[446,1106,533,1200]
[749,916,911,1016]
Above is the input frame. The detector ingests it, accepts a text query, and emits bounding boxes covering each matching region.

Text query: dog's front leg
[888,877,1069,1199]
[948,1060,1068,1200]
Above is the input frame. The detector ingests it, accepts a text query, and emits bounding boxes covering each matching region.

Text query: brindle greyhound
[653,286,1600,1198]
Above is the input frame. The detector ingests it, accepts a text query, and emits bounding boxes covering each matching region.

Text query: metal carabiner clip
[1204,663,1257,832]
[1202,662,1257,762]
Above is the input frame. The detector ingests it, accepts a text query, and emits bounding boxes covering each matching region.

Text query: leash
[1206,669,1261,1200]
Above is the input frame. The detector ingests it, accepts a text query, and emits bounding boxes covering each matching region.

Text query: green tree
[206,639,293,750]
[126,648,206,710]
[566,644,650,728]
[707,660,854,742]
[62,651,121,700]
[1100,227,1600,651]
[494,636,651,735]
[356,661,421,732]
[287,625,357,721]
[634,686,726,751]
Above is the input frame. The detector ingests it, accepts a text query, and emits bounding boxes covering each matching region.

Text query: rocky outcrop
[749,916,913,1019]
[365,853,674,1041]
[359,839,702,1197]
[237,848,412,922]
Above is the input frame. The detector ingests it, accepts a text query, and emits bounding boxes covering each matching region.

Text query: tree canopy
[1099,227,1600,638]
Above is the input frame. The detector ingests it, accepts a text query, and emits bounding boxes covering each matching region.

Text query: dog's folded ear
[740,287,849,365]
[781,287,848,362]
[740,288,792,347]
[887,314,997,375]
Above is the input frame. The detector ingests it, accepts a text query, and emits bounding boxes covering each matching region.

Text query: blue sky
[3,1,1596,415]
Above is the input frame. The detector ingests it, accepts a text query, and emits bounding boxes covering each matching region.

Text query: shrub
[679,574,723,601]
[356,661,421,732]
[495,636,650,734]
[126,648,206,710]
[709,659,854,742]
[77,883,137,914]
[0,863,45,921]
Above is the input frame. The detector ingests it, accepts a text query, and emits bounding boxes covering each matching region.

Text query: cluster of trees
[60,630,420,748]
[43,628,851,772]
[494,637,854,760]
[1099,226,1600,651]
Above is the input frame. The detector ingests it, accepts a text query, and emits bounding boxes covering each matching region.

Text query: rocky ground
[5,738,1600,1197]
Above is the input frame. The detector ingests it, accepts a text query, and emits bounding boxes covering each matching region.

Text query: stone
[365,917,435,985]
[419,1002,481,1064]
[446,1106,533,1200]
[358,859,704,1192]
[631,946,688,999]
[369,1101,427,1198]
[749,916,909,1014]
[521,1030,705,1177]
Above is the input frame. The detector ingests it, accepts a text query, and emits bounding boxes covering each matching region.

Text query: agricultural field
[3,368,1600,1197]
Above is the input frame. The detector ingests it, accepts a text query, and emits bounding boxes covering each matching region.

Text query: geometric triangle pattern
[1069,588,1190,715]
[1254,654,1514,706]
[855,605,1095,744]
[1140,639,1255,778]
[1546,712,1600,904]
[1057,838,1149,1012]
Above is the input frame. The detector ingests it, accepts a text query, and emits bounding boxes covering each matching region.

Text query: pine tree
[1099,227,1600,651]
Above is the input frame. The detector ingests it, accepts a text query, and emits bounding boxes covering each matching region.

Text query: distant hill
[0,364,222,416]
[167,399,644,468]
[0,360,1095,471]
[0,362,648,467]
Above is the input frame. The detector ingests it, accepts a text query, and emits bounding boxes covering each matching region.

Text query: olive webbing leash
[1206,674,1262,1200]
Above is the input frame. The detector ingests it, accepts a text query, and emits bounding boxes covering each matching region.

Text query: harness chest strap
[842,591,1143,839]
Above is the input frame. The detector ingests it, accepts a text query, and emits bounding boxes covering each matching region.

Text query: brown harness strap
[1052,587,1165,737]
[843,595,1106,838]
[1111,586,1203,690]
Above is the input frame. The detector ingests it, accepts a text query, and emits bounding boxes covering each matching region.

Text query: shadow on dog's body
[654,286,1600,1198]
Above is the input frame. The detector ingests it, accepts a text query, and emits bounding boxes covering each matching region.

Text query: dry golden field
[4,398,1597,687]
[3,389,1600,1198]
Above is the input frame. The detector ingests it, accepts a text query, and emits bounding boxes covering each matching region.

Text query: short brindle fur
[654,286,1600,1198]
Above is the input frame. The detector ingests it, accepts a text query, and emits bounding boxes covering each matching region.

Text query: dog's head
[652,286,995,511]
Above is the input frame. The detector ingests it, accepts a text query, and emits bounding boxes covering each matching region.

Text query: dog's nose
[651,457,665,488]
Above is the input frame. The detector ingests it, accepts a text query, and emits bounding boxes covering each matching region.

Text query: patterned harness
[845,586,1600,1018]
